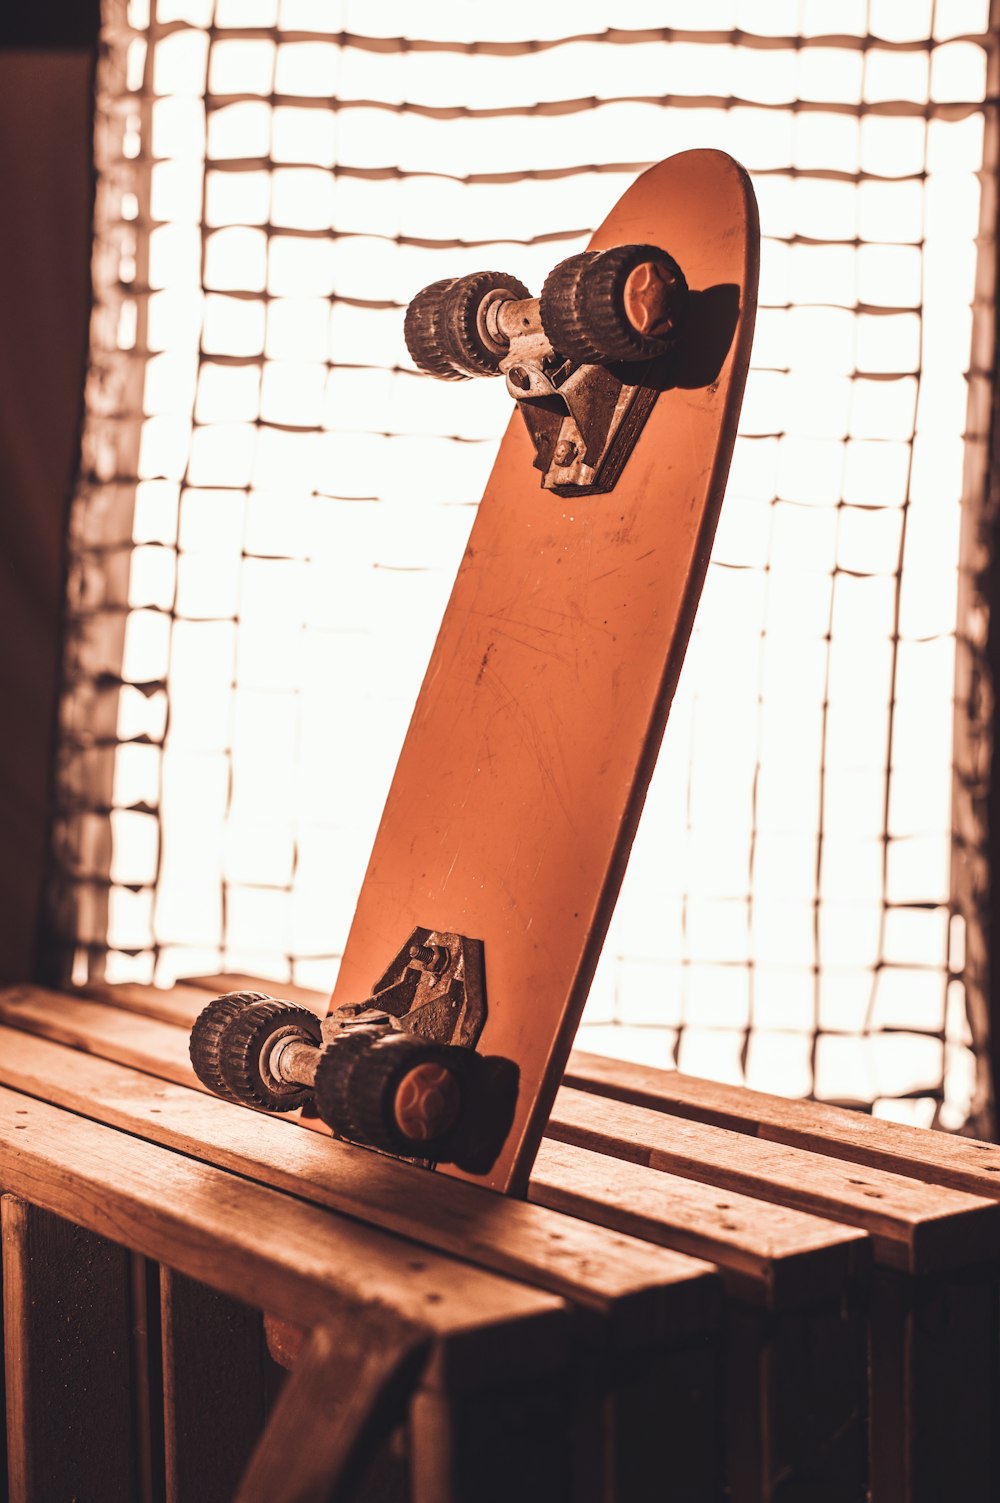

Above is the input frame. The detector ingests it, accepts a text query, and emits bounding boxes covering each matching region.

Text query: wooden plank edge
[531,1138,870,1311]
[0,1021,861,1318]
[549,1085,1000,1276]
[566,1049,1000,1201]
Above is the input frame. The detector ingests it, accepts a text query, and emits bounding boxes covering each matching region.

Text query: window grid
[51,0,999,1132]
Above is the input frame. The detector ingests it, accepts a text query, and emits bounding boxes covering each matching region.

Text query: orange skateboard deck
[189,149,758,1190]
[326,150,759,1194]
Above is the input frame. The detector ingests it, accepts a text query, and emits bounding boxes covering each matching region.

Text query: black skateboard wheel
[216,998,322,1112]
[539,243,688,364]
[189,990,274,1102]
[313,1028,466,1157]
[404,270,531,379]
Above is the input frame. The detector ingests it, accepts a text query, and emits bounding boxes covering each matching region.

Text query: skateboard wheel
[216,999,322,1112]
[312,1029,467,1157]
[189,990,274,1102]
[539,243,688,364]
[404,270,531,380]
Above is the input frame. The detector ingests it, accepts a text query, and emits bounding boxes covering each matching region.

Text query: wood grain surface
[548,1084,1000,1274]
[161,1269,281,1503]
[532,1138,867,1311]
[566,1049,1000,1198]
[3,1196,137,1502]
[236,1317,429,1503]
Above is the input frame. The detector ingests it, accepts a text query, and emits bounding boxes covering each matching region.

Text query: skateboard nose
[623,260,686,339]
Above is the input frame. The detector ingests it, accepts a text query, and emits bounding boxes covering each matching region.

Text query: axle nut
[623,260,684,340]
[394,1062,462,1141]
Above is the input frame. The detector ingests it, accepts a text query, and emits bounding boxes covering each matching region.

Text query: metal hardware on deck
[403,245,689,496]
[506,356,657,496]
[334,927,487,1050]
[189,929,517,1173]
[268,1034,319,1088]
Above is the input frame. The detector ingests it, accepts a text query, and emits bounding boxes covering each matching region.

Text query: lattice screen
[52,0,999,1133]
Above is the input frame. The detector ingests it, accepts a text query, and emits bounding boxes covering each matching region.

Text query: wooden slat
[0,1007,860,1310]
[532,1139,867,1309]
[87,976,324,1027]
[93,978,1000,1225]
[184,973,327,1009]
[548,1085,1000,1275]
[566,1049,1000,1198]
[161,1270,281,1503]
[130,1253,166,1503]
[0,1002,719,1344]
[235,1316,430,1503]
[0,985,194,1082]
[3,1196,138,1502]
[70,977,1000,1287]
[409,1375,575,1503]
[566,1049,808,1134]
[723,1295,867,1503]
[0,1084,568,1393]
[868,1264,999,1503]
[533,1140,870,1503]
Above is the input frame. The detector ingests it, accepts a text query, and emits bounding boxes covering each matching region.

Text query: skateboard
[190,150,759,1197]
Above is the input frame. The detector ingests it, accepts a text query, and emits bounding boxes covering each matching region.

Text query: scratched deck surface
[329,150,760,1193]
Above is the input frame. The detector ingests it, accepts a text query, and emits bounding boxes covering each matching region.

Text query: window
[55,0,999,1131]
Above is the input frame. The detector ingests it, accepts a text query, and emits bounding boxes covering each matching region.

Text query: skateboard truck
[188,930,519,1174]
[404,244,689,496]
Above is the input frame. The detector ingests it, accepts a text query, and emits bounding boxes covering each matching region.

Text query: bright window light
[55,1,998,1133]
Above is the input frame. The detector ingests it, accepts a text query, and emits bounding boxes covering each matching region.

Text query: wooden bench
[0,975,997,1501]
[560,1052,1000,1503]
[0,1085,575,1503]
[534,1137,870,1500]
[0,984,720,1502]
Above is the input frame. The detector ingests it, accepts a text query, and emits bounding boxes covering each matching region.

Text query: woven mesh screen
[53,0,999,1132]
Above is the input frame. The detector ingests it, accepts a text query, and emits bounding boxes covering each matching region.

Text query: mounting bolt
[623,260,684,339]
[409,943,449,974]
[553,439,578,466]
[508,366,531,391]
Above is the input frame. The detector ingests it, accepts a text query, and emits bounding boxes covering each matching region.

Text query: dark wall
[0,42,97,982]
